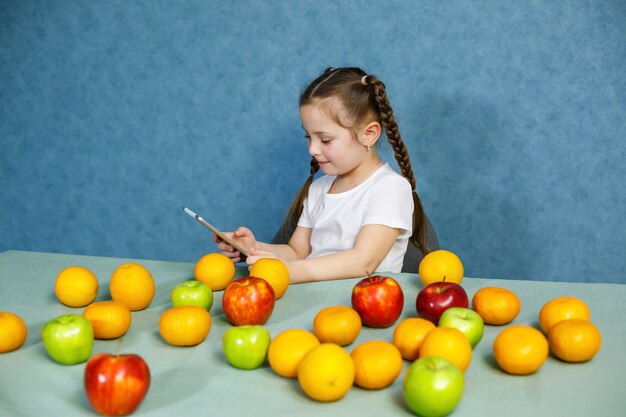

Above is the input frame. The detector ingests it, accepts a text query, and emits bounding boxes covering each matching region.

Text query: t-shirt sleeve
[362,176,414,235]
[297,194,313,228]
[297,178,322,229]
[297,175,333,229]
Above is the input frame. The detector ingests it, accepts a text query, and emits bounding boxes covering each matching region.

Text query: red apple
[351,275,404,328]
[222,277,275,325]
[416,281,468,324]
[84,353,150,416]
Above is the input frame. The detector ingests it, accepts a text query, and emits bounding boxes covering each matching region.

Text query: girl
[215,67,431,283]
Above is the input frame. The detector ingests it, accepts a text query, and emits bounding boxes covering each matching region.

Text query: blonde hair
[286,67,430,255]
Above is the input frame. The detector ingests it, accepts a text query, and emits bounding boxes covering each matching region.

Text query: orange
[418,250,464,285]
[249,258,290,299]
[82,301,132,339]
[472,287,521,325]
[548,319,602,363]
[194,253,236,291]
[392,317,436,360]
[538,296,590,334]
[0,312,28,353]
[493,325,549,375]
[351,340,403,389]
[158,306,212,346]
[419,327,472,372]
[297,343,355,402]
[268,329,320,378]
[54,266,99,307]
[313,306,361,346]
[109,263,155,311]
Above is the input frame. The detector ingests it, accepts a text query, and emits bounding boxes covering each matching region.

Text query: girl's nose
[308,140,320,157]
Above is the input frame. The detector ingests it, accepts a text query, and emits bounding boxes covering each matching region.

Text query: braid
[367,76,430,255]
[369,78,415,188]
[285,158,320,228]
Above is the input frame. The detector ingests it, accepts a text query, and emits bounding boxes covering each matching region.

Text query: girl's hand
[212,226,257,263]
[245,249,281,267]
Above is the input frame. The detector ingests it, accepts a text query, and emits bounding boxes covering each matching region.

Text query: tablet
[183,207,251,257]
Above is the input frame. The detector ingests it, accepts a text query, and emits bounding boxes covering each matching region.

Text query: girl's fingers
[216,241,232,252]
[234,226,252,238]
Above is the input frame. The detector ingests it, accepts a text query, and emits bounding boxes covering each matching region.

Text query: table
[1,250,624,416]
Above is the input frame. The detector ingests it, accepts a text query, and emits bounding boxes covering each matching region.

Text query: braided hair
[285,67,430,255]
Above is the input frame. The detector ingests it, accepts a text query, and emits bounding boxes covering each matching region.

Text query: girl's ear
[360,121,382,148]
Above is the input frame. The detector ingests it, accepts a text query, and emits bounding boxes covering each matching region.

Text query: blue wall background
[1,1,624,283]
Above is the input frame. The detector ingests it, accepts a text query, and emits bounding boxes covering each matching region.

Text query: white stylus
[182,206,251,257]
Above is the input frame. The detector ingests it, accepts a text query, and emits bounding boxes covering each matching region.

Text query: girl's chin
[318,165,336,175]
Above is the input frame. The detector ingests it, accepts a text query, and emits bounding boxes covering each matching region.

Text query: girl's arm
[284,224,400,283]
[215,226,312,263]
[254,226,312,261]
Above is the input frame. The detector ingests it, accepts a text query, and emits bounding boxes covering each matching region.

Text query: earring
[367,145,371,152]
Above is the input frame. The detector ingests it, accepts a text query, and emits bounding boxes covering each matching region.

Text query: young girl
[215,67,431,283]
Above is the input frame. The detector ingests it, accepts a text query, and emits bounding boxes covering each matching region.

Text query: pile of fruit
[0,250,602,417]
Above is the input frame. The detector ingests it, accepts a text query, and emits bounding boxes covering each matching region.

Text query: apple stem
[443,276,446,283]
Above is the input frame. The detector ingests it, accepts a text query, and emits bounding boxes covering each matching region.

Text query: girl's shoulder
[369,164,412,190]
[308,174,335,196]
[310,173,335,188]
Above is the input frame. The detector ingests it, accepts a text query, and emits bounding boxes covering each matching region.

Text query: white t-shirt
[298,163,414,273]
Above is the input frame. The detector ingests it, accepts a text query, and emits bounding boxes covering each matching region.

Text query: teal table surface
[1,250,625,417]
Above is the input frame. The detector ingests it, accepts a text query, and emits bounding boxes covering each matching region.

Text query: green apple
[438,307,484,348]
[171,280,213,311]
[222,325,271,370]
[41,314,94,365]
[403,357,464,417]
